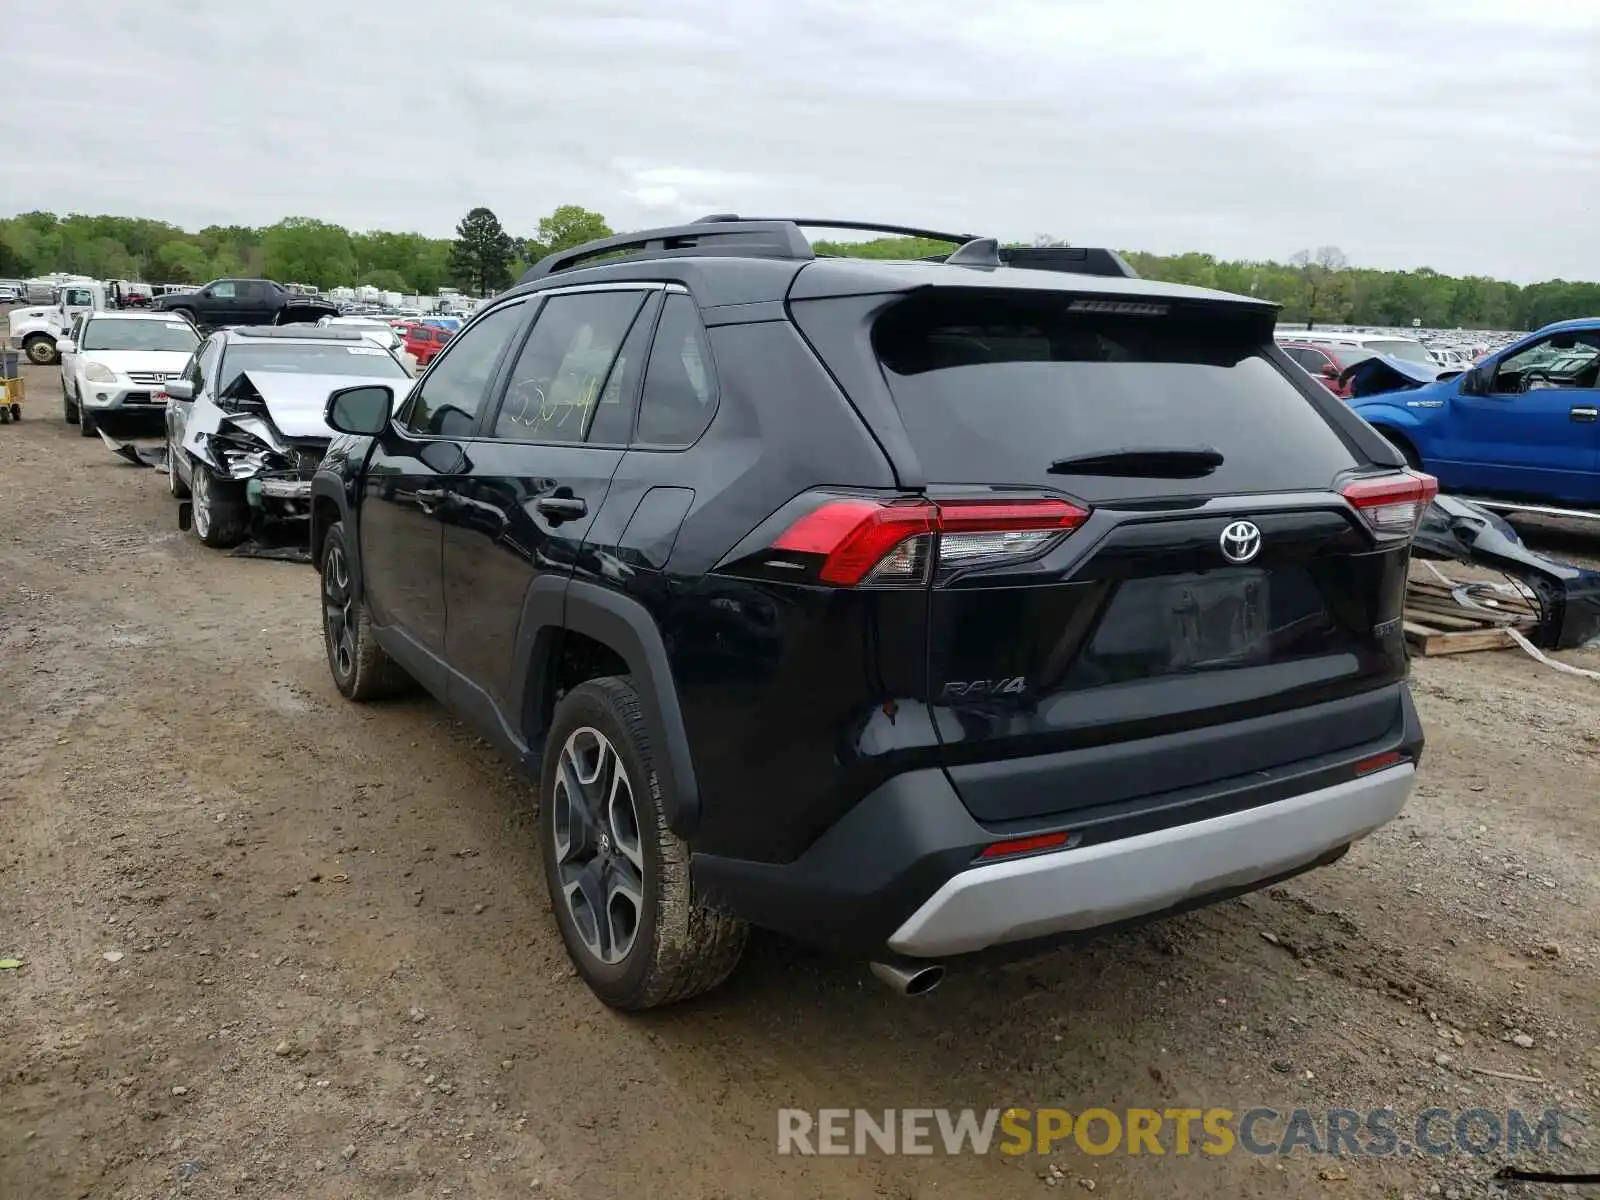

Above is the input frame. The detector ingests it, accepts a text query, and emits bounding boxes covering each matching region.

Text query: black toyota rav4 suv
[310,217,1430,1010]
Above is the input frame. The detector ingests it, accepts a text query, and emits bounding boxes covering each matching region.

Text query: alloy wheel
[552,727,645,966]
[192,470,213,539]
[323,543,356,678]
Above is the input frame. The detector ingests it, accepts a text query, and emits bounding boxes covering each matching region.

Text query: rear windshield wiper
[1047,447,1225,478]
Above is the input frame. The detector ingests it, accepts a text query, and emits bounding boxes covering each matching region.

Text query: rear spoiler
[925,241,1139,279]
[997,245,1138,279]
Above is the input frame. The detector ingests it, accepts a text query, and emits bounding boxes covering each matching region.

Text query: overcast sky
[3,0,1596,282]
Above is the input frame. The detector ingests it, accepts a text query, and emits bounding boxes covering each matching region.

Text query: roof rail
[696,215,981,245]
[521,220,816,281]
[520,218,1139,282]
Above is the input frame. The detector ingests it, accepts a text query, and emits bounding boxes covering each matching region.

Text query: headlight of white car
[83,362,119,384]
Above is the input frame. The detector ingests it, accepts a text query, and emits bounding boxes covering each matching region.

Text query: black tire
[23,335,57,366]
[79,405,97,437]
[167,435,190,498]
[320,521,410,700]
[539,677,747,1010]
[63,387,79,424]
[190,464,247,548]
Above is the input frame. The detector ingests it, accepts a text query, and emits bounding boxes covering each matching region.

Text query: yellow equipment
[0,352,22,423]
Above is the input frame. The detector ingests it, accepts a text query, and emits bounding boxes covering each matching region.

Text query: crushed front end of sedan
[181,369,391,539]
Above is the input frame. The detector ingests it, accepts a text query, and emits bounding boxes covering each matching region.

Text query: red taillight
[772,497,1089,587]
[978,831,1071,859]
[1341,471,1438,537]
[772,500,935,586]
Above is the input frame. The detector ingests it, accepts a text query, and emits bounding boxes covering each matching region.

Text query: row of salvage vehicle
[57,308,411,553]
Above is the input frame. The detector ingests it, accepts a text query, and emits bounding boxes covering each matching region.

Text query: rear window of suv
[872,292,1359,500]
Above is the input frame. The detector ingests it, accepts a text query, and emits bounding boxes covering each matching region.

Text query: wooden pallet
[1403,573,1540,656]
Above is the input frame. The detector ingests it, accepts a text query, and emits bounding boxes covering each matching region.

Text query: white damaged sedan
[164,326,411,548]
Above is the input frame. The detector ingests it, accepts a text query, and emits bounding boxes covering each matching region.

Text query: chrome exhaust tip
[870,960,945,996]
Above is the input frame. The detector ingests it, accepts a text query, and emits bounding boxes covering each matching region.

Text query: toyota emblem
[1219,520,1262,564]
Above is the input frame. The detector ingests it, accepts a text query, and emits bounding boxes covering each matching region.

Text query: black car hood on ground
[1412,494,1600,650]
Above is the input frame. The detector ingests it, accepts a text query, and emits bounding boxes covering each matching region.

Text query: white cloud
[0,0,1595,281]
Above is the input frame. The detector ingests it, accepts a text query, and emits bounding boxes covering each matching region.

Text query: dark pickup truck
[152,278,337,331]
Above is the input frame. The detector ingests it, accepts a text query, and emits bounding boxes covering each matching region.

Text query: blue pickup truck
[1349,318,1600,517]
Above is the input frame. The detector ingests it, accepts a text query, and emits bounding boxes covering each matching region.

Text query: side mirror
[55,338,76,354]
[1460,365,1490,396]
[1321,363,1340,380]
[326,384,393,435]
[163,378,195,401]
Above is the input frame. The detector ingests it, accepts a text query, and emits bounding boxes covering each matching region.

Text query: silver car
[164,326,410,548]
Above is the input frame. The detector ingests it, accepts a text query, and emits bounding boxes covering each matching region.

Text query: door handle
[1569,405,1598,423]
[535,495,588,521]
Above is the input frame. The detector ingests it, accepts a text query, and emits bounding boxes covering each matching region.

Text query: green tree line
[814,236,1600,332]
[4,207,1596,331]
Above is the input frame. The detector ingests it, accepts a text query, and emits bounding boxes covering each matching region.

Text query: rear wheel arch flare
[551,582,700,839]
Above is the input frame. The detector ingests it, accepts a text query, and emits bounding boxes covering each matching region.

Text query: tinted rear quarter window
[636,294,718,448]
[873,292,1359,500]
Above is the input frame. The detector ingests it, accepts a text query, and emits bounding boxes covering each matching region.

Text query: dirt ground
[1,361,1596,1200]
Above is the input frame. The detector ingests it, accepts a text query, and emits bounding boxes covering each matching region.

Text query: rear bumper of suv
[693,682,1422,961]
[887,765,1412,957]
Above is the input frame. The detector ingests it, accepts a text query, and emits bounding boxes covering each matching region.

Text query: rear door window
[872,292,1359,501]
[490,290,648,444]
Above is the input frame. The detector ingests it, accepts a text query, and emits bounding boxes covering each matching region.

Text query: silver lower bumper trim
[887,765,1415,958]
[257,478,312,499]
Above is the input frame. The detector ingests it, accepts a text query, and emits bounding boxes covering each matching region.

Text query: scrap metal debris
[1403,568,1539,656]
[1412,495,1600,651]
[176,500,311,563]
[97,429,169,470]
[228,542,312,564]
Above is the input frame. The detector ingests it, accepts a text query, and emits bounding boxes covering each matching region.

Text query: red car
[1279,342,1369,399]
[399,322,452,366]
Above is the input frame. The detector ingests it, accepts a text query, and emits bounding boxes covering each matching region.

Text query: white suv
[57,311,201,437]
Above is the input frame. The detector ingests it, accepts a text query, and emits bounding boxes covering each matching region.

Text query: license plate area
[1163,569,1271,668]
[1078,568,1273,678]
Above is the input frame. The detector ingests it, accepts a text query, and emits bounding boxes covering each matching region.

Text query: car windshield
[1364,339,1434,365]
[221,341,408,379]
[82,319,200,353]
